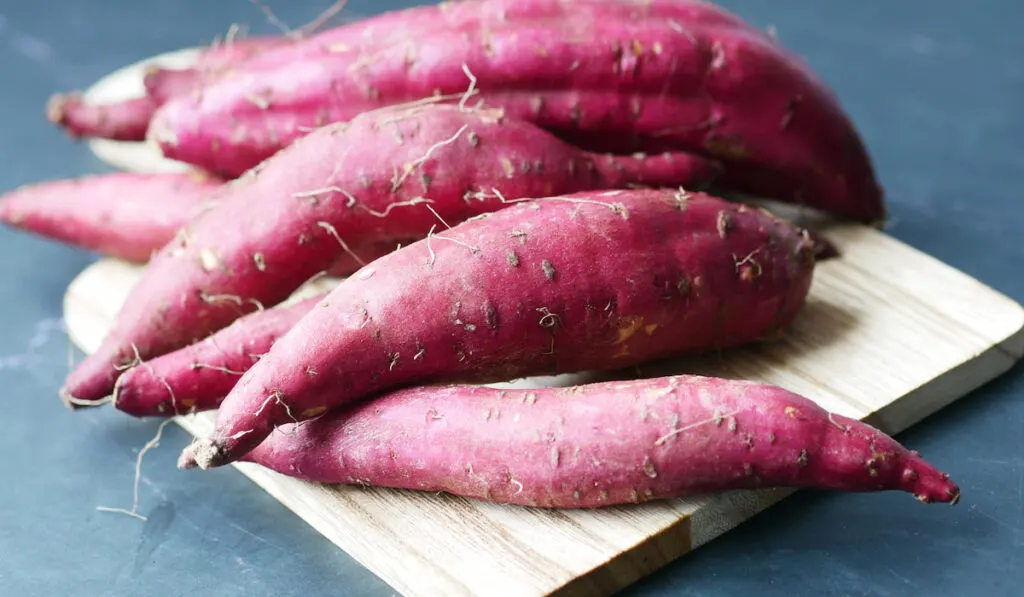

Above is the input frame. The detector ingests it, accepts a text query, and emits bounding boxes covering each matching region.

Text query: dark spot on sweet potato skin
[541,260,556,280]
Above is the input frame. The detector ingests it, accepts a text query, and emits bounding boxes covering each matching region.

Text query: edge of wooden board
[61,221,1024,597]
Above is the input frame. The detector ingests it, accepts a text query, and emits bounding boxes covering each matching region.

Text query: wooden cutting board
[63,221,1024,597]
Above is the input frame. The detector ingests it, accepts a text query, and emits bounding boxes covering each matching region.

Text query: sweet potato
[47,36,286,142]
[149,0,884,222]
[182,188,817,468]
[231,0,755,71]
[112,238,419,417]
[180,376,960,507]
[112,294,325,417]
[61,104,723,405]
[0,170,417,269]
[0,171,223,262]
[46,95,158,142]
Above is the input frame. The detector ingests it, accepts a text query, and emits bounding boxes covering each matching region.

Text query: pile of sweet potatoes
[0,0,961,510]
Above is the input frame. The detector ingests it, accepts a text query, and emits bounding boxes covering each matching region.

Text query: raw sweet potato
[46,95,158,142]
[230,0,755,72]
[61,104,723,405]
[0,170,415,269]
[112,293,325,417]
[112,239,420,417]
[0,171,223,262]
[180,376,960,507]
[183,188,817,469]
[47,36,286,142]
[149,0,884,222]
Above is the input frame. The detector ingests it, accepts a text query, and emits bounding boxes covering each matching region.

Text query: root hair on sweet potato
[357,196,434,218]
[390,124,469,192]
[316,221,366,267]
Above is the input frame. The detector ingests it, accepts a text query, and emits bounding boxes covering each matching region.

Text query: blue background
[1,1,1021,595]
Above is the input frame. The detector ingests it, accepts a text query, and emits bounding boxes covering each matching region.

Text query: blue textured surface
[0,1,1021,595]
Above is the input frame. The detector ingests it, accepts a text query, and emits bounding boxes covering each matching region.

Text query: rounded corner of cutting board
[63,258,143,354]
[1000,299,1024,360]
[81,47,202,174]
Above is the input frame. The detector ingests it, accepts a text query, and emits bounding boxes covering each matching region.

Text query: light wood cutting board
[63,219,1024,597]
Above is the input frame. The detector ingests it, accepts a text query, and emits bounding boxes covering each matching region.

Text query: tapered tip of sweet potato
[64,351,121,405]
[902,453,961,505]
[187,437,228,470]
[46,93,79,136]
[177,445,200,470]
[45,91,153,141]
[0,195,20,227]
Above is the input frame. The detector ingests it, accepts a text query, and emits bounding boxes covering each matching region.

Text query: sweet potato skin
[150,0,883,222]
[143,36,292,103]
[232,0,754,72]
[197,376,959,507]
[0,171,414,268]
[46,95,157,142]
[0,171,222,262]
[113,294,324,418]
[61,104,722,405]
[187,189,816,468]
[46,36,287,141]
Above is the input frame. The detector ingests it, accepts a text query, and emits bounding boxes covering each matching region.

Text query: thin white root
[390,125,468,192]
[654,410,740,446]
[431,232,481,255]
[536,307,561,328]
[96,419,175,522]
[221,23,243,46]
[424,203,453,229]
[298,0,349,37]
[377,92,482,126]
[249,0,300,39]
[425,225,438,267]
[65,395,113,407]
[459,64,478,111]
[199,292,265,312]
[191,363,246,376]
[317,221,366,267]
[357,196,433,218]
[483,188,628,217]
[828,412,850,433]
[112,342,145,372]
[254,390,299,424]
[420,224,481,265]
[293,186,354,204]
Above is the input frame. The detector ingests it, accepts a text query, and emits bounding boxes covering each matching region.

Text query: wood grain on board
[63,221,1024,597]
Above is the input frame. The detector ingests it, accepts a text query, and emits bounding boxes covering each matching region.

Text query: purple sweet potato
[230,0,754,72]
[61,104,723,405]
[181,375,960,507]
[112,294,325,417]
[149,10,752,178]
[0,171,223,261]
[183,188,817,469]
[47,36,287,142]
[0,171,416,268]
[149,0,884,222]
[46,95,158,142]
